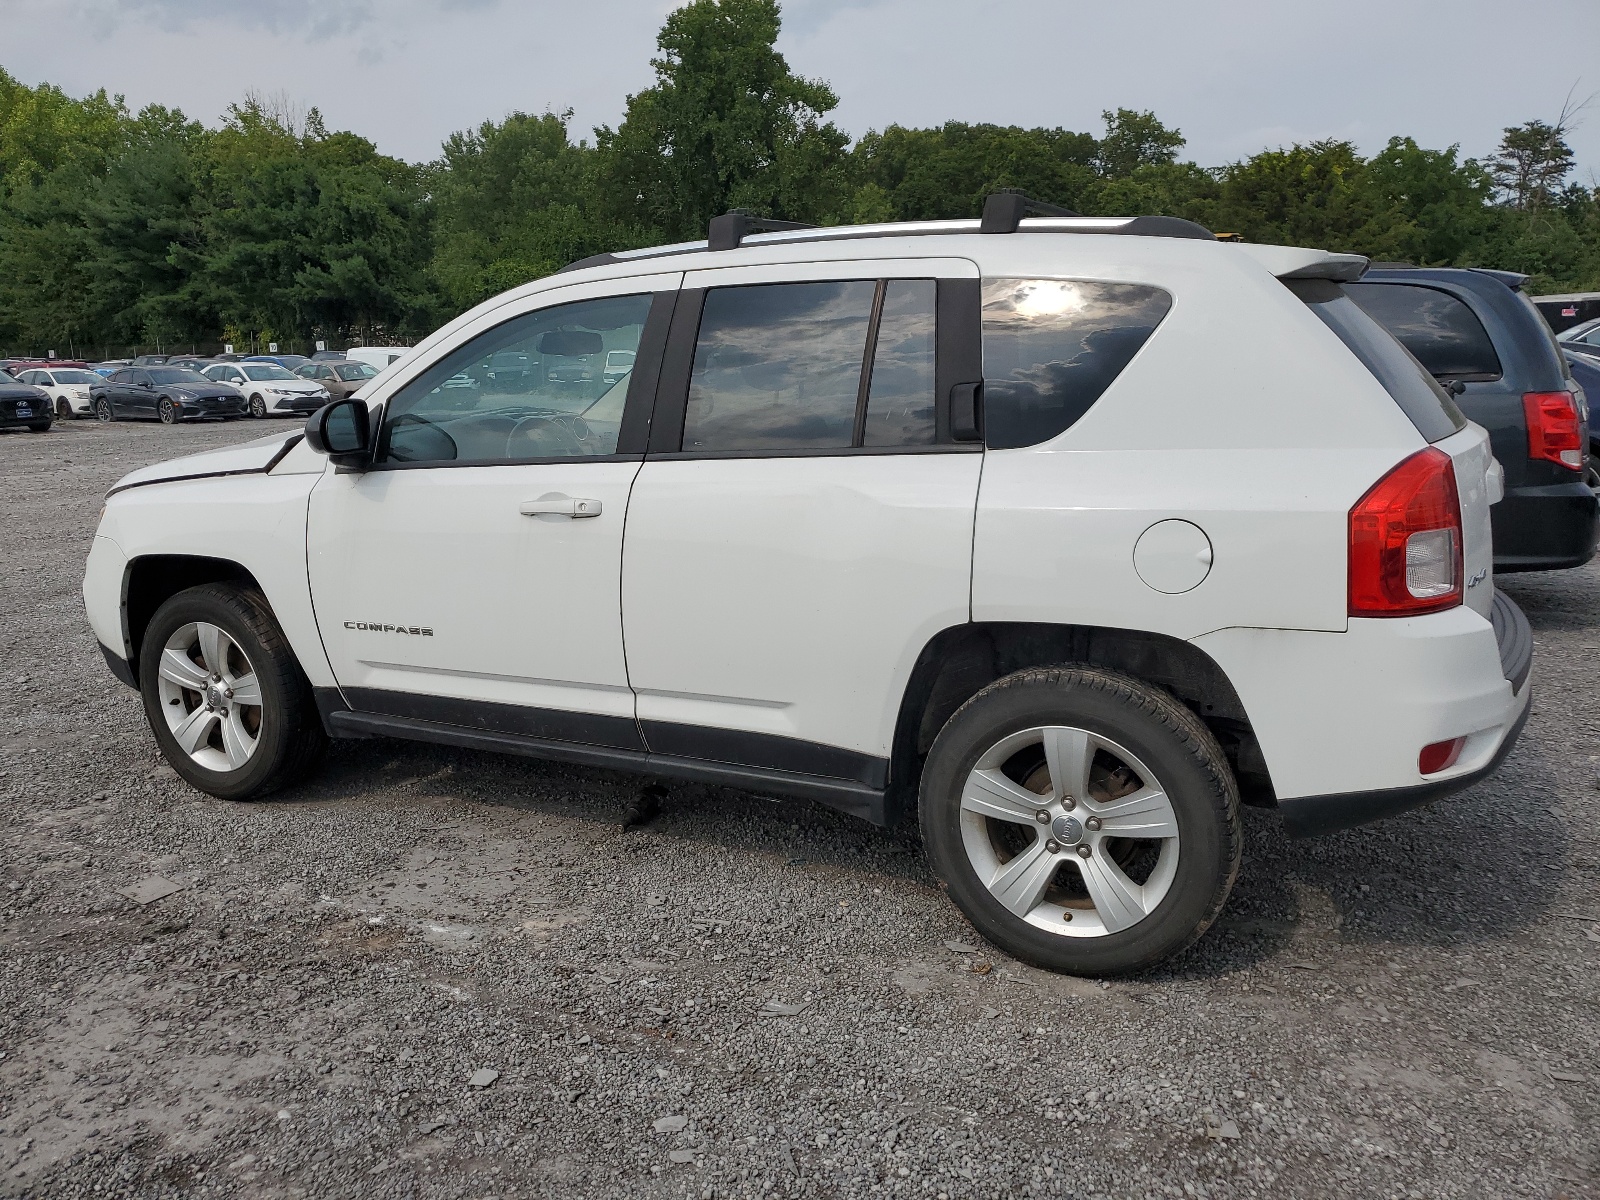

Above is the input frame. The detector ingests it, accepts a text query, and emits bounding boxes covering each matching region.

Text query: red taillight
[1523,391,1583,470]
[1349,447,1463,617]
[1419,737,1466,774]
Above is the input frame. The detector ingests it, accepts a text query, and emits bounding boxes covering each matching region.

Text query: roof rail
[708,210,817,251]
[980,190,1081,233]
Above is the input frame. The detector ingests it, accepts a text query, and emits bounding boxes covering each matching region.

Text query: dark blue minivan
[1351,267,1598,573]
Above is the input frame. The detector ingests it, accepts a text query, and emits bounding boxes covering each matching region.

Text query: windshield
[0,371,18,385]
[148,369,210,385]
[242,364,295,381]
[334,362,377,381]
[49,370,100,384]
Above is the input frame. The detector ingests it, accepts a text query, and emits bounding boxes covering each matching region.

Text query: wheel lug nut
[224,688,233,699]
[1085,816,1102,832]
[1035,810,1050,824]
[1062,796,1076,811]
[1076,844,1092,858]
[1045,840,1060,854]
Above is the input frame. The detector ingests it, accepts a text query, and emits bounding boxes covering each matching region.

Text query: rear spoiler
[1233,244,1370,283]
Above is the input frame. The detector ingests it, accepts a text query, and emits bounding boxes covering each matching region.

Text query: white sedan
[16,366,103,418]
[203,362,329,418]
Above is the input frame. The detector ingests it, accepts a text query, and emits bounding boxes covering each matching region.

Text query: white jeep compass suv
[82,197,1534,975]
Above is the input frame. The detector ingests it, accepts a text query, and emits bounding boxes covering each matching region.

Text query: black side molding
[1278,691,1532,839]
[325,709,894,826]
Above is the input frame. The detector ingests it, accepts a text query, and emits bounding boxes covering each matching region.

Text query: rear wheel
[920,665,1241,976]
[138,584,327,800]
[95,398,115,422]
[249,394,267,418]
[56,398,73,420]
[158,397,178,424]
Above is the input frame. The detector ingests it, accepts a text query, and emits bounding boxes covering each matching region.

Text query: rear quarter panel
[967,237,1424,637]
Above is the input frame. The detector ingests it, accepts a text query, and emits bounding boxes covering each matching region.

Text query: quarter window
[981,279,1173,450]
[681,279,939,453]
[1345,283,1502,380]
[379,293,654,465]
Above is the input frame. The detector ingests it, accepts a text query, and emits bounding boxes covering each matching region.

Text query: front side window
[379,292,653,465]
[682,279,938,453]
[49,370,99,384]
[1345,283,1501,380]
[981,279,1173,450]
[335,362,376,381]
[109,370,133,384]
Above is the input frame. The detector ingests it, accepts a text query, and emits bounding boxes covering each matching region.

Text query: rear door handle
[520,496,603,518]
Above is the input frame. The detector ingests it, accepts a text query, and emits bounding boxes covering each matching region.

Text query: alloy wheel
[250,395,267,418]
[155,622,264,772]
[959,726,1180,938]
[158,398,177,424]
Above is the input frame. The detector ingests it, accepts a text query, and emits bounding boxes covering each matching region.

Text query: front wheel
[158,397,178,424]
[249,394,267,418]
[95,398,115,422]
[138,584,327,800]
[919,665,1241,976]
[27,421,51,433]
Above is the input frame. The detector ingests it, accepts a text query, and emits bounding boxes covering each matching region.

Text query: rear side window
[981,279,1172,450]
[1345,283,1501,380]
[682,279,938,453]
[1290,280,1466,443]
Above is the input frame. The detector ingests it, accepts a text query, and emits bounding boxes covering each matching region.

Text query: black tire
[95,398,115,422]
[138,584,328,801]
[27,421,51,432]
[919,665,1241,976]
[158,397,178,424]
[56,398,73,420]
[249,394,267,418]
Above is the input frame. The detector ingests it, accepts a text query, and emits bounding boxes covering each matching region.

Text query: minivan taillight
[1349,448,1463,617]
[1523,391,1583,469]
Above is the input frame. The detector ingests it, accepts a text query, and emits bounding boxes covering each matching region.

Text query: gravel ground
[1,417,1596,1200]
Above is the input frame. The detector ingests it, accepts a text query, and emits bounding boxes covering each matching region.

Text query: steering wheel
[505,413,591,458]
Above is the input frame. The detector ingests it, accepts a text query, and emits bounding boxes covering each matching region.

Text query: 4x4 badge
[1467,569,1487,589]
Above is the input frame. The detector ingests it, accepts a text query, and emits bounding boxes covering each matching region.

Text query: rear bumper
[1193,594,1533,836]
[1492,479,1598,572]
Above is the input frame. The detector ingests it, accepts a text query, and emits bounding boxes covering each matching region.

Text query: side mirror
[139,379,151,388]
[305,398,372,469]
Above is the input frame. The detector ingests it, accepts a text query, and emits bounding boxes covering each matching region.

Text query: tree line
[2,0,1597,358]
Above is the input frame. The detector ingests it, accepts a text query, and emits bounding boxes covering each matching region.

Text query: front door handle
[520,496,603,518]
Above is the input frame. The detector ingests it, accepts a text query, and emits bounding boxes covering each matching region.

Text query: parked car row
[0,349,388,429]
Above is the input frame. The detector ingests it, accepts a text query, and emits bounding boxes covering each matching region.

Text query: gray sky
[6,0,1599,181]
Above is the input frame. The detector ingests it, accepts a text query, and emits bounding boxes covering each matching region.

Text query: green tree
[1094,108,1184,179]
[849,122,1098,221]
[1486,118,1574,210]
[598,0,850,240]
